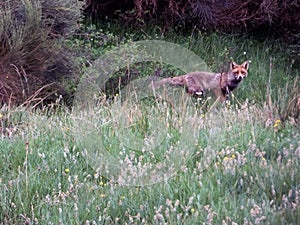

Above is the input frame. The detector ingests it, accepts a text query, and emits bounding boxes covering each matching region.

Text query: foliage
[0,0,83,106]
[0,94,299,224]
[0,4,299,223]
[67,22,299,123]
[84,0,300,39]
[84,0,300,67]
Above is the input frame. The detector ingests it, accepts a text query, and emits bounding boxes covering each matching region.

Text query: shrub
[84,0,300,62]
[0,0,83,106]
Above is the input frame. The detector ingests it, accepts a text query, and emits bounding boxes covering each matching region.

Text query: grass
[1,24,300,224]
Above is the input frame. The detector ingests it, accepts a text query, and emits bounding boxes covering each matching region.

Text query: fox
[157,61,249,102]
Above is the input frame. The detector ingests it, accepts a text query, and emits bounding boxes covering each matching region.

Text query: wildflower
[226,100,231,107]
[65,168,70,173]
[224,156,229,161]
[274,119,281,128]
[0,114,3,119]
[262,157,266,161]
[191,208,195,213]
[231,154,235,159]
[166,199,172,206]
[94,173,98,179]
[100,194,106,198]
[121,195,125,199]
[115,93,119,97]
[99,181,104,186]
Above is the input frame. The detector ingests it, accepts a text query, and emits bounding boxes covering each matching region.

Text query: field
[0,25,299,224]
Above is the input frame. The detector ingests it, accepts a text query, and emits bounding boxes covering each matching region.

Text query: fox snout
[236,74,244,81]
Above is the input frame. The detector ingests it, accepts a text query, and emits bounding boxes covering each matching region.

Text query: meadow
[0,25,299,224]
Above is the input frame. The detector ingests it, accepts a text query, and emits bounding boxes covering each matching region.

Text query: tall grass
[1,90,299,224]
[77,23,299,114]
[1,25,299,224]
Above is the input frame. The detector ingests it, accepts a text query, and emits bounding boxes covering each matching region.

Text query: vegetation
[85,0,300,62]
[1,25,300,223]
[0,88,299,224]
[0,0,83,105]
[0,0,299,224]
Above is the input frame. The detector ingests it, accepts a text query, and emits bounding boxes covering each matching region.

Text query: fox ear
[242,61,249,70]
[230,61,237,70]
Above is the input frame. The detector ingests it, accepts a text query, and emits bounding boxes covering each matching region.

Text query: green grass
[1,96,299,224]
[1,24,300,224]
[70,23,299,110]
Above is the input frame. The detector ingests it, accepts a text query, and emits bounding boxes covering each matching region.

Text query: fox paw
[194,91,203,97]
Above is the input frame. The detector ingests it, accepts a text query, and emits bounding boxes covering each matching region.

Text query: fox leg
[194,90,204,98]
[224,86,231,104]
[219,87,231,105]
[185,85,204,98]
[184,76,204,97]
[213,88,223,101]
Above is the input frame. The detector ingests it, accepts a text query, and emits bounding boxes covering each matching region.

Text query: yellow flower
[99,181,104,186]
[100,194,106,198]
[0,114,3,119]
[224,156,229,161]
[115,93,119,97]
[61,127,69,132]
[262,157,266,161]
[231,154,235,159]
[191,208,195,213]
[65,168,70,173]
[274,119,281,128]
[121,195,125,199]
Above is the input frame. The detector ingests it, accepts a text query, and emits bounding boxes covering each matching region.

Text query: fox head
[230,61,249,81]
